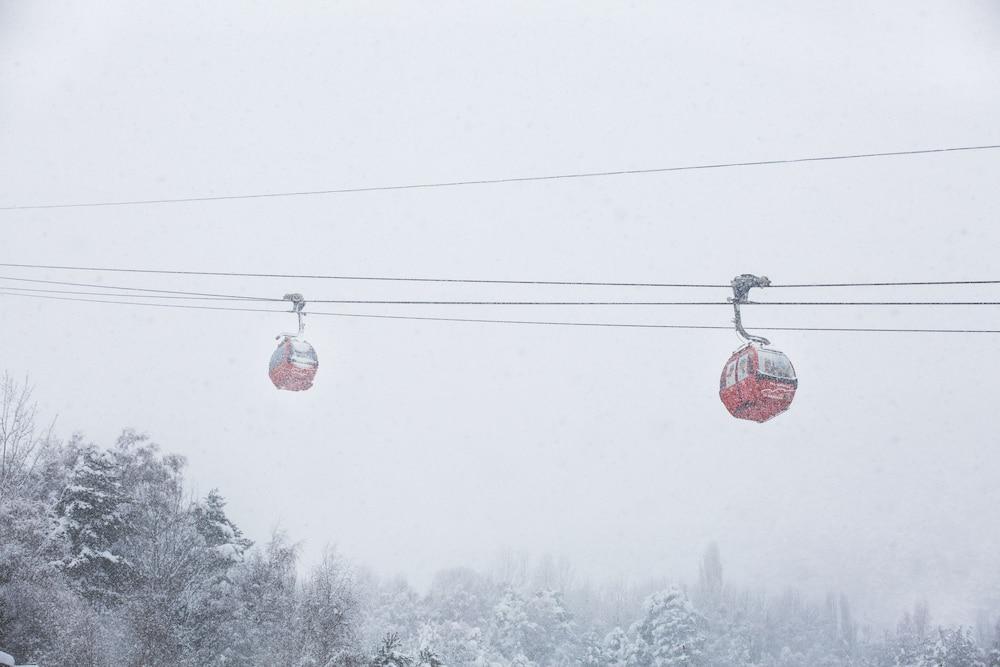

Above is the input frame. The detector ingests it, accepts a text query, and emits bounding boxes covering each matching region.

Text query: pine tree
[52,445,130,605]
[696,544,724,615]
[371,633,414,666]
[415,647,444,667]
[192,488,252,563]
[184,489,253,663]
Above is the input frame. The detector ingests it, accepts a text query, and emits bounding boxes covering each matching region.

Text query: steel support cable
[770,280,1000,288]
[3,283,1000,306]
[0,263,998,290]
[0,274,281,301]
[0,263,728,288]
[0,285,280,302]
[1,290,998,334]
[3,143,999,211]
[307,300,1000,306]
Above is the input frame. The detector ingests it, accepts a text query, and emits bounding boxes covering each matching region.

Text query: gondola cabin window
[736,353,751,382]
[758,348,796,381]
[723,360,737,388]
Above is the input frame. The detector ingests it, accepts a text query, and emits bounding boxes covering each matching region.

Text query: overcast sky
[2,1,999,626]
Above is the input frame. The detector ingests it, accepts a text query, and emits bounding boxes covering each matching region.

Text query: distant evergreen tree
[370,633,414,666]
[696,544,724,614]
[184,489,253,663]
[192,488,252,561]
[52,445,131,605]
[415,647,443,666]
[921,626,986,667]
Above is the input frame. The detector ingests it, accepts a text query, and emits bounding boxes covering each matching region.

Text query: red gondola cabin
[719,344,796,422]
[269,336,319,391]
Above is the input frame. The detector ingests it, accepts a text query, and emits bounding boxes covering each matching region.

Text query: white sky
[2,1,999,626]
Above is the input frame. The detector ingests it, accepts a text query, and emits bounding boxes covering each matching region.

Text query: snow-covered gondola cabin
[269,336,319,391]
[719,344,797,422]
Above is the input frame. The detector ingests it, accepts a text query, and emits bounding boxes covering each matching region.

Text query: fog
[2,0,999,633]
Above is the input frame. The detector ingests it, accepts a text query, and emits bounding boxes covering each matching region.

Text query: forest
[1,374,998,667]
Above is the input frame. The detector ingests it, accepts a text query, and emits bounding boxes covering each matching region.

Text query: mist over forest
[2,374,998,666]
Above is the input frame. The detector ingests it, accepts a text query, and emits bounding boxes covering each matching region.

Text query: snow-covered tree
[588,626,631,666]
[0,374,53,507]
[296,547,362,664]
[417,620,498,666]
[895,606,934,666]
[371,633,414,666]
[523,589,577,664]
[192,488,252,562]
[415,647,444,667]
[358,573,423,650]
[630,588,708,666]
[696,543,724,615]
[491,586,532,661]
[52,444,130,605]
[221,530,300,664]
[182,490,253,663]
[427,567,496,626]
[921,626,986,667]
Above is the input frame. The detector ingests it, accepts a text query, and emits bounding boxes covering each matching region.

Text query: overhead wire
[0,286,280,302]
[0,263,729,288]
[2,281,999,307]
[0,263,999,290]
[305,299,1000,306]
[0,274,281,302]
[2,143,999,211]
[1,289,998,334]
[770,280,1000,288]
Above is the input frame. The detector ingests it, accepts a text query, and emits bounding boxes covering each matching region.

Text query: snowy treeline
[2,376,999,666]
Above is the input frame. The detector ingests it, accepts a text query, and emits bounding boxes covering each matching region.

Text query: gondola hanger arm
[280,293,307,338]
[729,274,771,346]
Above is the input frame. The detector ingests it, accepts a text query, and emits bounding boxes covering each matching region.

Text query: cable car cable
[307,310,1000,334]
[0,262,998,290]
[3,281,1000,308]
[0,263,730,288]
[306,299,1000,306]
[5,282,1000,307]
[0,274,282,301]
[0,286,284,302]
[2,143,999,211]
[769,280,1000,288]
[1,290,998,334]
[744,301,1000,306]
